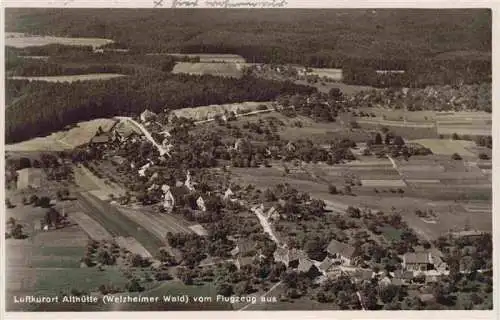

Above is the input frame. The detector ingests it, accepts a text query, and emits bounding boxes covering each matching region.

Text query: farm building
[297,258,321,277]
[90,133,111,145]
[447,230,487,240]
[189,224,209,236]
[326,239,358,266]
[318,258,335,274]
[402,252,433,272]
[273,247,308,268]
[16,168,43,189]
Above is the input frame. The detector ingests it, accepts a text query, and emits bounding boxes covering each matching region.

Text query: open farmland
[6,118,117,151]
[5,32,113,48]
[70,211,112,241]
[172,62,243,78]
[117,206,193,239]
[77,191,165,256]
[171,101,272,122]
[308,68,343,81]
[115,236,152,258]
[149,53,246,63]
[9,74,126,83]
[411,139,477,157]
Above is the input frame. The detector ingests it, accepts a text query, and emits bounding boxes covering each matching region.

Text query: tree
[11,224,25,239]
[478,153,489,160]
[344,185,352,195]
[328,184,338,194]
[451,153,462,160]
[452,133,460,140]
[216,283,234,297]
[126,279,144,292]
[380,285,399,304]
[97,250,116,265]
[305,239,326,261]
[374,133,383,145]
[393,136,405,146]
[38,196,51,208]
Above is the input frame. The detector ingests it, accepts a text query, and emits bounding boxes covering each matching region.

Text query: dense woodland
[6,9,491,85]
[5,74,315,143]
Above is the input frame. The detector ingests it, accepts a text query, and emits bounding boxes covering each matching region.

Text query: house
[297,258,321,278]
[230,239,257,257]
[402,252,433,272]
[196,196,206,212]
[379,276,392,287]
[184,171,196,191]
[162,185,175,211]
[447,230,486,240]
[223,188,234,201]
[285,141,297,152]
[16,168,43,190]
[326,239,358,266]
[273,247,308,268]
[392,270,414,285]
[140,109,157,123]
[318,258,335,275]
[189,224,209,236]
[90,133,110,145]
[352,270,374,284]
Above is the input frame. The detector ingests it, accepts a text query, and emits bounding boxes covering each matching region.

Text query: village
[5,86,492,310]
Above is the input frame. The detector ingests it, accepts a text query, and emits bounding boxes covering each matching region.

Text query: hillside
[6,9,491,66]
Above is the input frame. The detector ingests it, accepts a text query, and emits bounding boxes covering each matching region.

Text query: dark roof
[353,270,373,281]
[91,134,110,144]
[327,239,356,258]
[318,259,334,272]
[394,270,414,280]
[289,248,308,261]
[404,252,431,264]
[391,278,404,286]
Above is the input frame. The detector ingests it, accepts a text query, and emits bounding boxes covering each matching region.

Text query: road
[116,117,169,156]
[238,281,283,311]
[251,204,280,246]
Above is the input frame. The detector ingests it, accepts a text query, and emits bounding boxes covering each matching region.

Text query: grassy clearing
[411,139,476,157]
[37,246,86,257]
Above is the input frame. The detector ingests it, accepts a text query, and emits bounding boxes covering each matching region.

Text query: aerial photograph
[4,8,492,312]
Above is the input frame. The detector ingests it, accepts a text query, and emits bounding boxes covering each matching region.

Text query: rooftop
[404,252,431,264]
[327,239,356,258]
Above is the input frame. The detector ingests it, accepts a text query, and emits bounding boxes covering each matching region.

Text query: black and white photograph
[2,7,494,314]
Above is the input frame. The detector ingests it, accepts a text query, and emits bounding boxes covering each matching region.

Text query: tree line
[6,74,315,143]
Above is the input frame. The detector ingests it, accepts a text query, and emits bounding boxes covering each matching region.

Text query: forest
[5,74,315,143]
[6,9,491,68]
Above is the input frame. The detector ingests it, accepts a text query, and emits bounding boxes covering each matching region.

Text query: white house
[196,196,206,212]
[140,109,157,123]
[162,185,175,211]
[184,171,196,191]
[326,239,358,266]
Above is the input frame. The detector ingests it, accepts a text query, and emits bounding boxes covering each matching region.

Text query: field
[70,211,113,241]
[9,74,126,83]
[172,62,243,78]
[74,164,126,198]
[115,236,152,258]
[5,32,113,48]
[411,139,477,157]
[171,101,272,122]
[149,53,246,63]
[6,118,117,151]
[308,68,343,81]
[117,206,193,239]
[77,191,165,256]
